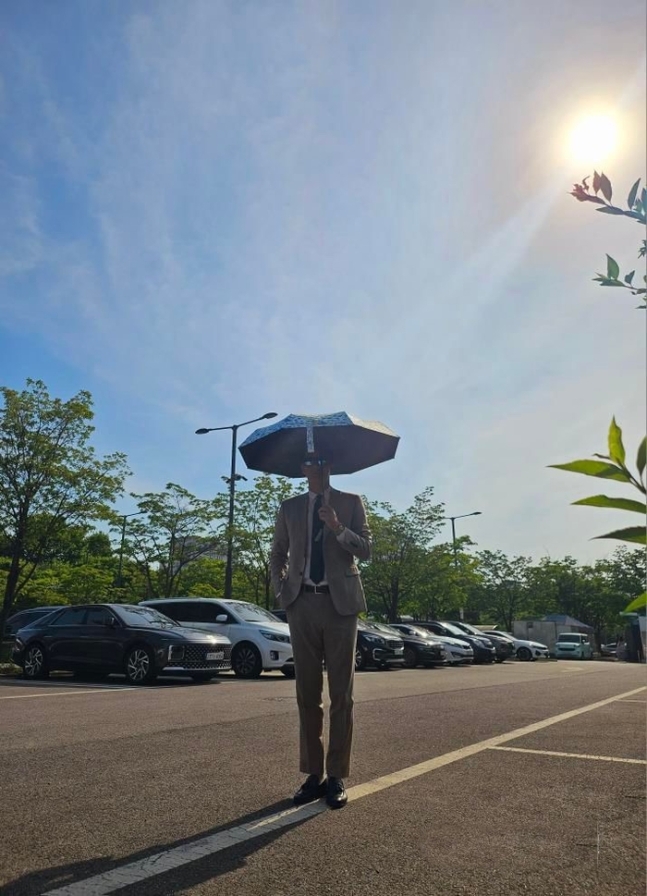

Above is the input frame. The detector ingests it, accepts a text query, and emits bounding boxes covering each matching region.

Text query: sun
[568,114,619,166]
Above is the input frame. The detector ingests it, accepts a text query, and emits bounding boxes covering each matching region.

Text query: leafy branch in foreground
[570,173,646,308]
[550,418,646,547]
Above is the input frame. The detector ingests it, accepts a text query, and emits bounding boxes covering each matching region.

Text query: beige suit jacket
[270,488,371,616]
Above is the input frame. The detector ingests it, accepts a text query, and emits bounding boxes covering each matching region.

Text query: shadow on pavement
[2,798,317,896]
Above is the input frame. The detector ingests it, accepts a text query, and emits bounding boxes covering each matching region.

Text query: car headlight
[363,635,385,645]
[168,644,185,661]
[14,637,24,649]
[260,630,291,644]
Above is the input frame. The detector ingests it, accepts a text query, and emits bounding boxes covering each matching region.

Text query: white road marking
[617,699,647,704]
[43,684,646,896]
[489,745,646,764]
[0,688,136,700]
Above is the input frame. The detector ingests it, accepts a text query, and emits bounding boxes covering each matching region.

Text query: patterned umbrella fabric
[238,412,400,478]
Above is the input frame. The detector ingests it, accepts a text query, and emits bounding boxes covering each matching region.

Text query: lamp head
[195,428,210,435]
[262,412,278,420]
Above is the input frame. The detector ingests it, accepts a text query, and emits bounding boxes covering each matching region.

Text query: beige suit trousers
[287,591,358,779]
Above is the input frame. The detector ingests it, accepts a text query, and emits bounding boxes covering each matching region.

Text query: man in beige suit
[270,455,371,809]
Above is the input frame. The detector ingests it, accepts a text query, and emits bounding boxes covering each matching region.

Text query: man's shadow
[3,799,323,896]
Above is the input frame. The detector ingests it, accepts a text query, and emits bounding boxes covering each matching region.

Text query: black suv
[12,603,232,684]
[370,622,446,668]
[415,621,496,664]
[4,607,66,638]
[448,621,515,663]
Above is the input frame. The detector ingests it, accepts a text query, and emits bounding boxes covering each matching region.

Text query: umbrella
[238,412,400,478]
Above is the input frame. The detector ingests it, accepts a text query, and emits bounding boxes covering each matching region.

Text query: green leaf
[608,417,625,465]
[594,527,646,545]
[599,173,612,202]
[596,206,626,216]
[627,178,641,209]
[624,592,647,613]
[606,255,619,280]
[548,460,630,482]
[572,495,646,513]
[637,437,646,477]
[624,270,635,285]
[592,171,601,194]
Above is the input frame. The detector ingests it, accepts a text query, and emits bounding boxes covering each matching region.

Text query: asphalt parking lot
[0,661,644,896]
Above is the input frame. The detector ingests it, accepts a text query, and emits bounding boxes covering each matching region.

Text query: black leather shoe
[293,775,327,806]
[326,777,347,809]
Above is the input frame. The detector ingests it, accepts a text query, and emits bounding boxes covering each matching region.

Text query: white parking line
[43,684,646,896]
[489,746,646,764]
[0,688,136,700]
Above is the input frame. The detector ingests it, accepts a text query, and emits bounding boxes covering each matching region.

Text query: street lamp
[441,511,482,621]
[196,412,277,600]
[116,511,145,588]
[443,511,482,569]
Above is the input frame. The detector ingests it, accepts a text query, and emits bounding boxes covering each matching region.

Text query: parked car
[356,621,405,671]
[600,641,618,657]
[448,621,515,663]
[368,622,446,668]
[141,598,294,679]
[12,603,232,684]
[555,632,593,659]
[415,621,496,664]
[270,610,405,672]
[390,623,473,665]
[480,629,550,661]
[4,606,66,638]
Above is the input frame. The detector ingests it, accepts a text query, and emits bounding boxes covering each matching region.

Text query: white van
[140,598,294,679]
[555,632,593,660]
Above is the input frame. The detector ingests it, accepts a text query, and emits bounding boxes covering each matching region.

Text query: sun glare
[568,114,619,166]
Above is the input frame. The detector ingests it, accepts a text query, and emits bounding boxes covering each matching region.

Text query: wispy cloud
[0,0,644,561]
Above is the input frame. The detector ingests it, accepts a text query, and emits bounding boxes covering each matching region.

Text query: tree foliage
[0,379,129,636]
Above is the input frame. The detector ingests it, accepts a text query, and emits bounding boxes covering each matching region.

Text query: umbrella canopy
[238,412,400,478]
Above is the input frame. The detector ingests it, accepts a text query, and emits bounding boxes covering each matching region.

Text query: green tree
[0,379,129,637]
[468,550,531,630]
[232,476,300,608]
[362,487,445,621]
[121,483,226,598]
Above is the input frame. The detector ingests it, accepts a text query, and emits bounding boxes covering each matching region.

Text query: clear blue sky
[1,0,645,562]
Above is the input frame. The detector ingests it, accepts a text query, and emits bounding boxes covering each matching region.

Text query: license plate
[206,651,224,660]
[394,648,404,656]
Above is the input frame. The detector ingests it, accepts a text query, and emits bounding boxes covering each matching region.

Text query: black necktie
[310,495,325,584]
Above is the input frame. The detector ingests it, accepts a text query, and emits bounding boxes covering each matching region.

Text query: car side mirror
[215,614,228,623]
[106,617,119,628]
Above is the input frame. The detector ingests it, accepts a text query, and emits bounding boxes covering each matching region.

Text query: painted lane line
[617,699,647,704]
[0,688,136,700]
[42,684,646,896]
[489,746,646,764]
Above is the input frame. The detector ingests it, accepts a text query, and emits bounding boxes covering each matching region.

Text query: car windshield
[558,634,583,643]
[115,606,178,628]
[456,622,488,636]
[408,625,436,639]
[439,622,468,636]
[223,601,283,624]
[486,631,514,641]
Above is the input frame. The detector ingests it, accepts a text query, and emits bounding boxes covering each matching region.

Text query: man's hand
[318,504,342,532]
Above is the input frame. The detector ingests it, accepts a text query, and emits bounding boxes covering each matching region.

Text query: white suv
[140,598,294,679]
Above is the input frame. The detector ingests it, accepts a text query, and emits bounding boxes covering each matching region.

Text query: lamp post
[445,511,482,569]
[196,412,277,600]
[442,511,482,620]
[116,511,145,588]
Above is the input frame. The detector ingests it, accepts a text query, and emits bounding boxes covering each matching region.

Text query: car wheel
[403,646,418,668]
[124,645,157,684]
[232,643,263,679]
[517,646,532,661]
[281,666,295,678]
[23,643,49,680]
[355,648,367,671]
